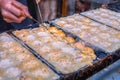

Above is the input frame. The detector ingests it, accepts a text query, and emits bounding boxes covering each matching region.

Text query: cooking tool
[28,15,40,23]
[27,0,44,25]
[35,0,43,23]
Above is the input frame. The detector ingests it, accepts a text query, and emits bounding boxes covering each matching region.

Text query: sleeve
[0,14,13,32]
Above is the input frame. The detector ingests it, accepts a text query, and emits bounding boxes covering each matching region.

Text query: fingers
[4,18,24,23]
[2,9,25,23]
[5,4,21,17]
[12,0,30,16]
[4,16,25,23]
[0,0,30,23]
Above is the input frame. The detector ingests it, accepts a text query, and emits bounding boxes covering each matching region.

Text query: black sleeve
[0,13,14,32]
[27,0,37,20]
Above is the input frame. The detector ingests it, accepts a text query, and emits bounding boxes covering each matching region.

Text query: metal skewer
[27,0,43,23]
[35,0,43,23]
[28,15,40,23]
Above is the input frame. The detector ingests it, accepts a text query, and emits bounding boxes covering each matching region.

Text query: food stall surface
[89,59,120,80]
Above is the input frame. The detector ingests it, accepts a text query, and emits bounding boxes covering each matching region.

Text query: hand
[0,0,30,23]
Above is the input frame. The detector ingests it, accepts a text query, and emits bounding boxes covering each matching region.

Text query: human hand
[0,0,30,23]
